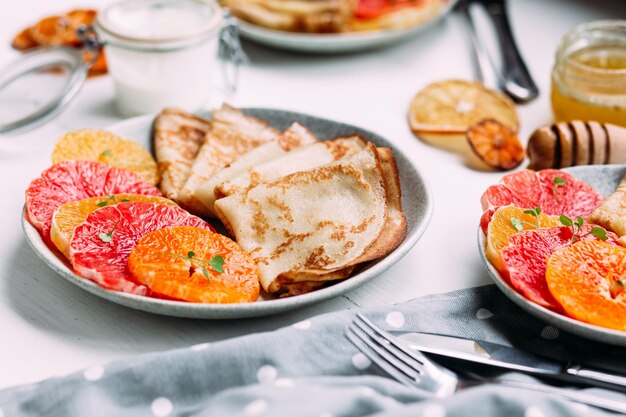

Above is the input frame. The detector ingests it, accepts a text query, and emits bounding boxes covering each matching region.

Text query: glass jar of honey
[551,20,626,127]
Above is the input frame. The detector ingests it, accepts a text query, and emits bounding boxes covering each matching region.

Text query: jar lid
[96,0,223,51]
[0,47,87,134]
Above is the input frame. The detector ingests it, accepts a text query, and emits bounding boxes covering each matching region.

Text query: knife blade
[398,332,626,392]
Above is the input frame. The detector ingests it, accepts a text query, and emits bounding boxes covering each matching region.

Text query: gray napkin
[1,285,624,417]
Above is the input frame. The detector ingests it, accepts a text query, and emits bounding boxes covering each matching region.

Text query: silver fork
[345,313,626,413]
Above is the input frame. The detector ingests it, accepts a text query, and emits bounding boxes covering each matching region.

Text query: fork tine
[345,326,426,392]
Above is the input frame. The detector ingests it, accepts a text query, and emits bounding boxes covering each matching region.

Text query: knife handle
[567,364,626,391]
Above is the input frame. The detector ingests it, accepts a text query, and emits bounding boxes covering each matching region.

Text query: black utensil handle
[484,0,539,102]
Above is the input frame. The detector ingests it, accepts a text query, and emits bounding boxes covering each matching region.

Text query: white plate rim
[478,165,626,346]
[22,108,434,319]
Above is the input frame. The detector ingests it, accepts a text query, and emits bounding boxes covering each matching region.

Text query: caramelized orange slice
[11,28,38,50]
[467,119,525,170]
[28,9,96,47]
[129,226,260,304]
[547,240,626,331]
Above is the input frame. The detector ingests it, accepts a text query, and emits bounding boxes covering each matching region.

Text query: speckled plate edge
[22,108,433,319]
[478,165,626,346]
[236,0,456,53]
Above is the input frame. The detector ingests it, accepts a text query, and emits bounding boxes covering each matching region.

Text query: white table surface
[0,0,624,391]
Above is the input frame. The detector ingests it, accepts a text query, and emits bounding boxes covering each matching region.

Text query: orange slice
[51,194,176,259]
[11,27,38,50]
[408,80,519,134]
[52,129,158,185]
[28,9,96,47]
[547,240,626,331]
[467,119,525,171]
[486,206,561,276]
[128,226,260,304]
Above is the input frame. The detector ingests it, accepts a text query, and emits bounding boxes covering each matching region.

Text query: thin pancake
[194,122,318,217]
[178,104,280,215]
[215,143,387,293]
[152,108,211,200]
[588,174,626,237]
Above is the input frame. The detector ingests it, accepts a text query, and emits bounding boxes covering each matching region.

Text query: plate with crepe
[22,107,432,319]
[225,0,456,53]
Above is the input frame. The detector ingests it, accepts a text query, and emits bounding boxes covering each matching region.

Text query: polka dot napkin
[0,285,623,416]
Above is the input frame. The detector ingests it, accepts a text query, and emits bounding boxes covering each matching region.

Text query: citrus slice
[547,240,626,331]
[28,9,96,47]
[485,206,561,276]
[467,119,524,171]
[480,169,604,226]
[129,226,260,303]
[51,194,177,259]
[69,202,214,295]
[52,130,158,185]
[408,80,519,134]
[501,225,617,311]
[25,160,162,244]
[11,27,38,50]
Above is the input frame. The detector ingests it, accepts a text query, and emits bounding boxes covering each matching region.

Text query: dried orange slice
[486,206,561,276]
[52,130,158,185]
[51,194,176,259]
[11,28,38,50]
[408,80,519,135]
[129,226,260,303]
[547,240,626,331]
[467,119,525,171]
[28,9,96,47]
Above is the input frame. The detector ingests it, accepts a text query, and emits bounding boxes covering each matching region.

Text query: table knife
[398,332,626,392]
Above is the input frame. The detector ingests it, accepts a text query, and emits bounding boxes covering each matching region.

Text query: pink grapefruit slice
[69,202,214,295]
[25,160,162,243]
[501,225,617,311]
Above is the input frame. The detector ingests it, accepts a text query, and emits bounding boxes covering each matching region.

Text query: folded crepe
[194,122,318,217]
[152,109,212,200]
[177,105,280,215]
[222,0,354,33]
[215,136,367,200]
[588,174,626,245]
[215,143,388,293]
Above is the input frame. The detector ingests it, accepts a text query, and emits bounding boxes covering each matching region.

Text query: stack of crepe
[153,105,407,296]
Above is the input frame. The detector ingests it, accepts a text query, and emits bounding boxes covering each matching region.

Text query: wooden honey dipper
[527,121,626,170]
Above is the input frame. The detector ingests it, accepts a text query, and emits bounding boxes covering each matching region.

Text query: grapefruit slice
[501,225,618,311]
[485,206,561,276]
[547,240,626,331]
[481,169,604,227]
[129,226,259,303]
[25,160,162,243]
[51,194,176,259]
[52,130,158,185]
[69,202,214,295]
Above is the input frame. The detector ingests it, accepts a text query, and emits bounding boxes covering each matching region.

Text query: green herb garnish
[559,214,608,243]
[553,177,566,200]
[98,219,120,243]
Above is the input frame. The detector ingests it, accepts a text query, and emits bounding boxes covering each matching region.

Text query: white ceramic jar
[95,0,223,116]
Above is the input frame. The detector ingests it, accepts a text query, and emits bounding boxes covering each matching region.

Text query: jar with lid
[95,0,223,116]
[551,20,626,127]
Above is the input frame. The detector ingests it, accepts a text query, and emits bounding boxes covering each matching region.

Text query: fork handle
[483,0,539,102]
[567,364,626,390]
[496,379,626,414]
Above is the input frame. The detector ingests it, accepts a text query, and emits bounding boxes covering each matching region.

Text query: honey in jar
[551,21,626,127]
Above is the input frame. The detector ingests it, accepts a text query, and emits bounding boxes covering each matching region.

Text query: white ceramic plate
[479,165,626,346]
[235,0,457,54]
[23,108,433,319]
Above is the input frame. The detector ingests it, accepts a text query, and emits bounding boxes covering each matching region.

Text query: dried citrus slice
[501,225,617,311]
[52,130,158,185]
[28,9,96,47]
[129,226,260,303]
[51,194,176,259]
[11,27,38,50]
[25,160,162,244]
[547,240,626,331]
[485,206,561,276]
[69,202,213,295]
[467,119,524,171]
[408,80,519,134]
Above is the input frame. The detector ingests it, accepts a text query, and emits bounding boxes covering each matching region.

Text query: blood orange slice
[547,240,626,331]
[51,194,176,259]
[52,130,158,185]
[481,169,604,227]
[25,160,162,243]
[69,202,214,295]
[501,225,617,311]
[129,226,259,303]
[485,206,561,275]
